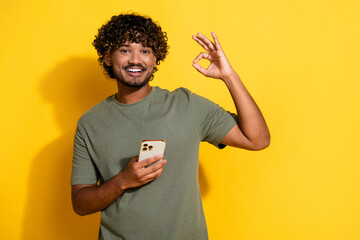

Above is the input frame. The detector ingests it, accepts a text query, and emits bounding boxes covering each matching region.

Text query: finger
[192,62,208,76]
[192,35,210,52]
[193,52,210,64]
[138,154,163,168]
[141,166,165,183]
[211,32,223,51]
[196,32,216,51]
[145,161,166,177]
[192,52,211,76]
[145,159,167,172]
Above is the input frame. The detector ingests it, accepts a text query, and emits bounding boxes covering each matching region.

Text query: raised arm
[192,32,270,150]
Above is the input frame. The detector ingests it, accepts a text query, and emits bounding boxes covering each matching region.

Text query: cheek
[112,58,125,69]
[150,57,157,67]
[112,63,122,72]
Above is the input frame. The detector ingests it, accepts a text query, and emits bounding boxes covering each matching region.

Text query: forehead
[118,42,151,49]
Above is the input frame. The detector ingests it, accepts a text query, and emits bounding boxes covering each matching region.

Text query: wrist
[222,72,241,87]
[116,171,129,192]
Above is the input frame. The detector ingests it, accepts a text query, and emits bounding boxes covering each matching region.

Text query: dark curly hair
[93,13,169,79]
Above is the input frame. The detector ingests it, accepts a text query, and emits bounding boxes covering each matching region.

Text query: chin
[117,76,151,88]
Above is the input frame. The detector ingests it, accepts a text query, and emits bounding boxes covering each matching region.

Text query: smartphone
[138,140,166,167]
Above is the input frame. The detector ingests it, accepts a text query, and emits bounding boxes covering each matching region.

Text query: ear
[104,52,112,66]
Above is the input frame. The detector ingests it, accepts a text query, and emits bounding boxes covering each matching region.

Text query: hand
[119,155,167,189]
[192,32,236,81]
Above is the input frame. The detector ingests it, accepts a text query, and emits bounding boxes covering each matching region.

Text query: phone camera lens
[143,144,148,147]
[142,148,147,151]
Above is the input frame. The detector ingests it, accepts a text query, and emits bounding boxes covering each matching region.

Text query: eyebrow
[117,43,151,50]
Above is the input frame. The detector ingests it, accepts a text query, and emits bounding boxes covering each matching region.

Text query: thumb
[192,63,208,76]
[131,156,139,162]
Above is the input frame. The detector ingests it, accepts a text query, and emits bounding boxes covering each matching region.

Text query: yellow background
[1,0,359,239]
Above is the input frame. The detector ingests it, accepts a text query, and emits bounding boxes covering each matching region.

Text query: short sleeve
[71,123,99,185]
[190,93,238,148]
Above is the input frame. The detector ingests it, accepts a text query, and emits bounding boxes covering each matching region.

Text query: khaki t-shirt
[72,87,237,240]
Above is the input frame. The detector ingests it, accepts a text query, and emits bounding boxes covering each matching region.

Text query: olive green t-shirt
[71,87,237,240]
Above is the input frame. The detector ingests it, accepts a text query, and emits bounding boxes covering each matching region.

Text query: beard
[113,64,153,88]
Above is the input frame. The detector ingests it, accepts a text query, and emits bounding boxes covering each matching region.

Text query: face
[105,42,157,88]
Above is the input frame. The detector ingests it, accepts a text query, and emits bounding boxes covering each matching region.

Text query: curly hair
[93,13,169,79]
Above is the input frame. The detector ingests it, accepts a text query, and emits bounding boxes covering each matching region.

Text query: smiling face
[105,42,157,88]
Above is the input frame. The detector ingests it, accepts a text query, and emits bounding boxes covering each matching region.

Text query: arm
[192,32,270,150]
[72,155,167,216]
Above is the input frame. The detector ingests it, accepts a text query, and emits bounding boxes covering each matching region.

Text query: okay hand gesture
[192,32,236,81]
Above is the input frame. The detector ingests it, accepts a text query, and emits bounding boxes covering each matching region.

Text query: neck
[115,83,152,104]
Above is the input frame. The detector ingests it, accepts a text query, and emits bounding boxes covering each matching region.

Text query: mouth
[123,65,147,76]
[126,68,142,72]
[127,68,143,73]
[123,65,147,72]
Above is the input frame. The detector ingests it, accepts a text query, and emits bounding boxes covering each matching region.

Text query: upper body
[72,86,237,239]
[71,13,270,240]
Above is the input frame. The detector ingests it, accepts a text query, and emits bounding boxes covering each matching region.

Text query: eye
[141,49,151,54]
[119,49,129,53]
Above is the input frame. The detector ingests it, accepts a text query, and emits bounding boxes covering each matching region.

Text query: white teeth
[127,68,142,72]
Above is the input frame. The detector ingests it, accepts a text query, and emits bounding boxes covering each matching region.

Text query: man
[71,13,270,240]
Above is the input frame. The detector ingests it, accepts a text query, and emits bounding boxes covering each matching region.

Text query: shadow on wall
[21,57,115,239]
[21,56,210,239]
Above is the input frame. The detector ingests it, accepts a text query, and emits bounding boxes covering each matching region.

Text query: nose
[129,52,141,64]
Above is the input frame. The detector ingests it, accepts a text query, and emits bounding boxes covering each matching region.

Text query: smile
[123,64,147,74]
[127,68,143,73]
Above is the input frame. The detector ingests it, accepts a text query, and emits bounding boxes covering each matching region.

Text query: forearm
[191,32,270,149]
[223,72,270,147]
[72,172,127,216]
[72,155,166,216]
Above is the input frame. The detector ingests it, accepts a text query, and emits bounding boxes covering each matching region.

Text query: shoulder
[154,87,204,111]
[154,86,191,97]
[154,87,221,117]
[154,86,201,102]
[154,87,218,110]
[77,95,113,128]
